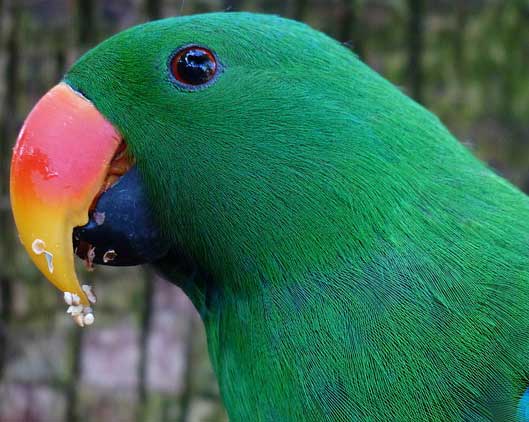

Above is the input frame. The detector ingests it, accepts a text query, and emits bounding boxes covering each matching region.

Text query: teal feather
[65,13,529,421]
[519,387,529,421]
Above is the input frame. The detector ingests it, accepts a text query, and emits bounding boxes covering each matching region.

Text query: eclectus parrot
[9,12,529,422]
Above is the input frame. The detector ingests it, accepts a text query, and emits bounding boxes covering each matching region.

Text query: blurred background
[0,0,527,421]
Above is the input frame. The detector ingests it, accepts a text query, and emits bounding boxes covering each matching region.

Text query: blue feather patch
[518,386,529,421]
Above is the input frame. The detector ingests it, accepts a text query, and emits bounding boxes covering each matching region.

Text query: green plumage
[65,13,529,421]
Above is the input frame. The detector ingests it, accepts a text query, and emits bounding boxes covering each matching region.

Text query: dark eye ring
[169,45,220,90]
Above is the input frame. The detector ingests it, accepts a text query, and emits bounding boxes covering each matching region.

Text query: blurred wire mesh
[0,0,528,421]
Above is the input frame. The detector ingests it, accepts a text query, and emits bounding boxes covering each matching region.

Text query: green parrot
[9,12,529,422]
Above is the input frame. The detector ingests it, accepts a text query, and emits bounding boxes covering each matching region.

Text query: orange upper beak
[10,83,122,306]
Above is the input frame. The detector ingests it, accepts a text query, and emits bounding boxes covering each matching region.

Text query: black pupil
[176,48,216,85]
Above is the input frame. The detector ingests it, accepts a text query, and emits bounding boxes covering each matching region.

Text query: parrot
[9,12,529,422]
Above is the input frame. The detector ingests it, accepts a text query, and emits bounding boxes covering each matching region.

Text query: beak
[10,83,122,306]
[73,166,169,267]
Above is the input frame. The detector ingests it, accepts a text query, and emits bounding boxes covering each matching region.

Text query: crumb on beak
[32,239,54,273]
[64,285,97,327]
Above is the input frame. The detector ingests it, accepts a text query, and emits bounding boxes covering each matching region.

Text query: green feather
[65,12,529,421]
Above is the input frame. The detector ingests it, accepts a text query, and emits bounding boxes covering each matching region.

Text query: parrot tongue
[10,82,126,324]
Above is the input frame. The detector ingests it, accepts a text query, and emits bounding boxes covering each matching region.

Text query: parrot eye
[170,45,219,89]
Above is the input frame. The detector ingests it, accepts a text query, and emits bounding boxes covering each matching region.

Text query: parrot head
[13,11,444,308]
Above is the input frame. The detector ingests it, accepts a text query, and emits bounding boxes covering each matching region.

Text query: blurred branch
[1,0,20,159]
[293,0,308,21]
[339,0,364,59]
[0,0,4,37]
[145,0,162,20]
[0,0,21,382]
[76,0,96,46]
[178,314,196,422]
[55,34,67,81]
[223,0,244,11]
[65,328,83,422]
[137,268,154,422]
[407,0,425,103]
[0,275,12,379]
[0,196,9,211]
[453,2,467,79]
[521,3,529,21]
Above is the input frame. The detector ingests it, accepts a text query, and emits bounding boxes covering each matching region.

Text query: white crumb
[83,313,95,325]
[82,284,97,304]
[66,304,83,315]
[32,239,54,274]
[73,314,84,327]
[32,239,46,255]
[71,293,80,306]
[102,250,117,264]
[64,288,97,328]
[44,251,54,273]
